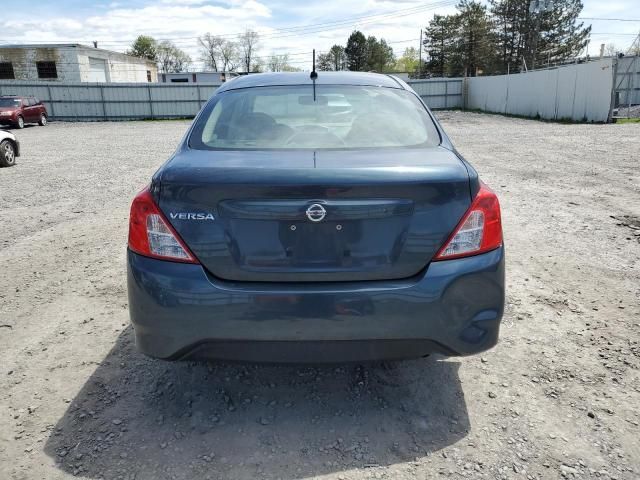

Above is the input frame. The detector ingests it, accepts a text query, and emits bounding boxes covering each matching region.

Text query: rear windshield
[0,99,21,107]
[190,85,440,150]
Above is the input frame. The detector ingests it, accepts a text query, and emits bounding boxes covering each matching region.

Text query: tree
[423,0,591,76]
[267,53,290,72]
[238,29,260,72]
[156,41,191,73]
[198,33,224,71]
[345,31,367,71]
[490,0,590,72]
[128,35,157,61]
[533,0,591,68]
[266,54,301,72]
[490,0,528,72]
[365,36,395,71]
[251,57,265,73]
[423,14,459,76]
[219,40,239,72]
[317,52,334,71]
[329,45,346,70]
[394,47,419,73]
[604,43,618,57]
[318,45,347,71]
[454,1,497,76]
[197,33,240,72]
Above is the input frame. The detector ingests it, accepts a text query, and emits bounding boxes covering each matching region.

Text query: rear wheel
[39,113,47,126]
[16,116,24,129]
[0,140,16,167]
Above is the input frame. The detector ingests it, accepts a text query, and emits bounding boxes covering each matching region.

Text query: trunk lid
[157,147,471,282]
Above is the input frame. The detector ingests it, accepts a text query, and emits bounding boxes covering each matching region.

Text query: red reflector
[128,186,199,264]
[434,182,502,260]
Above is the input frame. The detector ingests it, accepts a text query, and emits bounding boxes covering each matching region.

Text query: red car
[0,95,48,129]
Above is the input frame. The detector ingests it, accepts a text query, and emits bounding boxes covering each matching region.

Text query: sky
[0,0,638,70]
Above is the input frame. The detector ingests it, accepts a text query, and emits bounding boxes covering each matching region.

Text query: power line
[579,17,640,22]
[1,8,637,50]
[181,1,457,41]
[231,1,457,40]
[0,0,457,46]
[0,35,423,73]
[588,32,640,36]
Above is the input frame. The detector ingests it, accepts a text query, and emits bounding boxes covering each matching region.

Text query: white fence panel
[407,78,463,109]
[0,81,222,121]
[615,56,640,107]
[0,66,618,123]
[467,59,615,122]
[0,79,461,121]
[467,75,508,114]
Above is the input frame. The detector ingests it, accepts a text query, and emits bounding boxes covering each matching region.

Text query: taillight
[128,187,199,264]
[434,182,502,261]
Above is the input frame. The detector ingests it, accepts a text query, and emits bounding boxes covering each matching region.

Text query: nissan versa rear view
[126,71,505,363]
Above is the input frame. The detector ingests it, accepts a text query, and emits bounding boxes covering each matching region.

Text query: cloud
[159,0,210,4]
[0,0,634,69]
[0,1,272,51]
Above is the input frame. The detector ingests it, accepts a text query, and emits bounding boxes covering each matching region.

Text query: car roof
[216,72,406,93]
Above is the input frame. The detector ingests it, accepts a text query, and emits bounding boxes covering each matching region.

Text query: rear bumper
[127,247,505,362]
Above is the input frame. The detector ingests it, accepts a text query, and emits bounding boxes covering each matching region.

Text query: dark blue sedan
[127,72,504,362]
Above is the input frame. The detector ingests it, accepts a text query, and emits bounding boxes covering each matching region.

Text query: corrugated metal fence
[466,58,615,123]
[614,56,640,108]
[408,78,464,109]
[0,78,463,122]
[4,66,621,123]
[0,82,221,121]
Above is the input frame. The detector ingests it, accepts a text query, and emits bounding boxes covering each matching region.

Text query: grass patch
[615,118,640,124]
[140,117,194,122]
[455,108,599,124]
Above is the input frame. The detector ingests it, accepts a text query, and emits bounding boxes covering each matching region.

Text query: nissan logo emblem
[306,203,326,222]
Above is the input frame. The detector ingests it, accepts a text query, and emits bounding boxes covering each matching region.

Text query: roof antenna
[310,49,318,101]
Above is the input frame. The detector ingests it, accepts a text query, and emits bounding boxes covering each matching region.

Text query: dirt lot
[0,113,639,480]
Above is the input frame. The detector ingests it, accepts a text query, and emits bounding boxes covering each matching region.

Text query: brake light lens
[128,187,198,263]
[434,182,502,260]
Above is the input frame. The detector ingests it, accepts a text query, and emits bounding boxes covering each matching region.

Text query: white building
[0,44,157,83]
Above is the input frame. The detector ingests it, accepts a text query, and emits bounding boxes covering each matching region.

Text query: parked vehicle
[127,72,505,363]
[0,96,48,129]
[0,129,20,167]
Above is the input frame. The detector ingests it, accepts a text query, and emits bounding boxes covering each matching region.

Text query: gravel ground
[0,113,639,480]
[613,105,640,119]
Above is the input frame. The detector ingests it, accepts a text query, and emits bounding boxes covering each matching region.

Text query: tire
[16,116,24,129]
[0,140,16,167]
[39,114,47,126]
